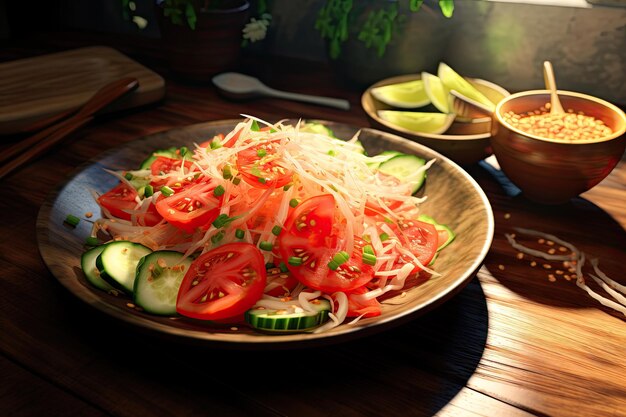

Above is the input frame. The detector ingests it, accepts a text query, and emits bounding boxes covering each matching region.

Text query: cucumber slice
[81,244,115,291]
[139,147,179,170]
[245,299,331,332]
[367,150,403,169]
[134,251,192,315]
[96,241,152,294]
[418,214,456,251]
[377,154,426,194]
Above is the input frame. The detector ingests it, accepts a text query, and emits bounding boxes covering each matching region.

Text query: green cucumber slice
[367,150,403,169]
[245,299,331,332]
[139,147,179,170]
[96,241,152,294]
[134,251,193,315]
[81,244,115,291]
[418,214,456,251]
[377,154,426,194]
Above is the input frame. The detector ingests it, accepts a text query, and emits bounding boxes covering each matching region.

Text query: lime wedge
[422,72,450,113]
[377,110,455,134]
[370,80,430,109]
[437,62,495,111]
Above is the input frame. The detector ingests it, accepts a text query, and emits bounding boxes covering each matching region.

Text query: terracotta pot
[158,0,250,82]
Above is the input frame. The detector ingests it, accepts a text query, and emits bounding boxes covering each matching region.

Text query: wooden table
[1,41,625,417]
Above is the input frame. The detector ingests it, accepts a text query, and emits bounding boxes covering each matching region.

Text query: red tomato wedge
[265,268,298,297]
[155,180,223,233]
[150,156,195,188]
[98,182,162,226]
[278,194,375,293]
[176,243,266,321]
[236,139,293,189]
[391,219,439,272]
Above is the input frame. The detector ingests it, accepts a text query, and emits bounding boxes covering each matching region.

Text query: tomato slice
[155,180,222,233]
[278,194,375,293]
[176,243,266,320]
[98,182,137,220]
[98,182,162,226]
[265,268,299,297]
[391,219,439,272]
[345,286,382,318]
[236,139,293,189]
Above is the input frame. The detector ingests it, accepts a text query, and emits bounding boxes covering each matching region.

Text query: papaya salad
[80,117,455,334]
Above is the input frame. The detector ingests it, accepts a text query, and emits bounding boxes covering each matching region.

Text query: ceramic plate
[37,119,494,349]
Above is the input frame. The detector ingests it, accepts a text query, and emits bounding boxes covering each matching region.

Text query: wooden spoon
[212,72,350,110]
[543,61,564,114]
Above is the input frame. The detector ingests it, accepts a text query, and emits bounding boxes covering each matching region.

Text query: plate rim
[36,118,494,348]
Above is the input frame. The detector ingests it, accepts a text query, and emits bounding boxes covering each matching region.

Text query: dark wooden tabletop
[1,36,626,417]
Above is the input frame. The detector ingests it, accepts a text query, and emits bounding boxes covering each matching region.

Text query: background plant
[315,0,454,59]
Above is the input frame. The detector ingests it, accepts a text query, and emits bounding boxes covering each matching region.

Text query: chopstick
[0,77,139,180]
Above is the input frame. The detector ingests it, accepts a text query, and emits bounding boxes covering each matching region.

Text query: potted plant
[315,0,455,86]
[123,0,272,82]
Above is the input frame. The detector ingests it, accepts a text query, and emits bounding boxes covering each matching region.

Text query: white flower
[242,14,272,43]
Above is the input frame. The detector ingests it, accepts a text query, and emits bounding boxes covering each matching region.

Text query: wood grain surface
[1,37,625,417]
[0,46,165,134]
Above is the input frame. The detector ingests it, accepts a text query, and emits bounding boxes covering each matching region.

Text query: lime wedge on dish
[437,62,495,111]
[422,72,450,113]
[370,80,430,108]
[377,110,455,134]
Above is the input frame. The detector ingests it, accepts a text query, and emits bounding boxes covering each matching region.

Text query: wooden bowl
[362,74,510,166]
[491,90,626,204]
[37,119,494,349]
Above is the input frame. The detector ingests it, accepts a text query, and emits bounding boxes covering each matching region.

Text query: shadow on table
[485,191,626,318]
[62,275,489,417]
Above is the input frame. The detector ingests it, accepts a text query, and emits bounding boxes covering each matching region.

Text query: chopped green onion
[222,165,233,179]
[257,177,267,184]
[232,177,241,185]
[283,183,292,191]
[271,225,282,236]
[213,185,225,197]
[85,236,99,246]
[363,245,375,255]
[160,186,174,197]
[265,262,276,270]
[256,148,267,157]
[210,140,222,150]
[278,262,289,272]
[212,213,232,228]
[259,241,273,251]
[64,214,80,227]
[179,146,189,157]
[251,120,260,131]
[211,230,225,244]
[235,229,245,239]
[379,232,390,242]
[327,149,337,156]
[124,172,133,180]
[289,198,299,208]
[288,256,303,266]
[362,253,377,266]
[328,251,349,270]
[144,184,154,197]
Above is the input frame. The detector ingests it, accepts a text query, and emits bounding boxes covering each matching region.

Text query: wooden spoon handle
[0,116,93,180]
[543,61,564,114]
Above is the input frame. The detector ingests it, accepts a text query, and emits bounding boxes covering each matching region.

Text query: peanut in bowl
[489,90,626,205]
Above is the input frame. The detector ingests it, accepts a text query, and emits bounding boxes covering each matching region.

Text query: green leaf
[185,3,197,29]
[439,0,454,18]
[410,0,424,12]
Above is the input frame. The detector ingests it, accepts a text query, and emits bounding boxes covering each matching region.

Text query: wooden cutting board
[0,46,165,135]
